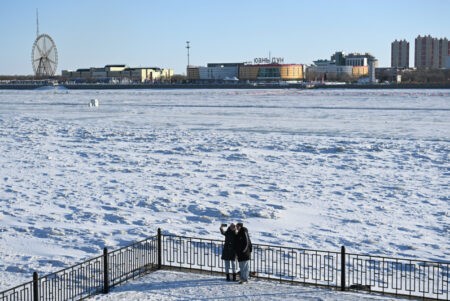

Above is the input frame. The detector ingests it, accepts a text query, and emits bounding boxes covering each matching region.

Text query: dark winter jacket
[220,228,237,261]
[235,227,252,262]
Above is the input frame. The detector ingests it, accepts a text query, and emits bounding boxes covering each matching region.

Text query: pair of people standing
[220,222,252,284]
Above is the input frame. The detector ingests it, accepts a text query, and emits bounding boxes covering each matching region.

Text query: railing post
[341,246,346,291]
[103,247,109,294]
[157,228,162,269]
[33,272,39,301]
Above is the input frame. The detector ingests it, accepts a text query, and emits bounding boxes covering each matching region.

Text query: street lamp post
[186,41,190,67]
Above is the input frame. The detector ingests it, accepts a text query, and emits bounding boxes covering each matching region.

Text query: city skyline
[0,0,449,75]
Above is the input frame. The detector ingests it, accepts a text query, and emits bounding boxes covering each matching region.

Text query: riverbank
[1,82,450,90]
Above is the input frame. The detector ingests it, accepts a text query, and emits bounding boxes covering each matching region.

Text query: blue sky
[1,0,449,75]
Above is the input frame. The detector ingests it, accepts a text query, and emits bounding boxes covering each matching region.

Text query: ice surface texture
[0,89,449,289]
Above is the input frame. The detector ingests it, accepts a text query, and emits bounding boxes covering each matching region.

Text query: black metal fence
[0,235,158,301]
[1,229,449,300]
[345,252,449,299]
[161,233,449,300]
[108,234,158,289]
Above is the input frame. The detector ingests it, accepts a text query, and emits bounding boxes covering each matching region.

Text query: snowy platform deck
[91,270,404,301]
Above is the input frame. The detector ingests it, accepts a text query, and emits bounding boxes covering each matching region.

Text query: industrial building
[62,65,174,83]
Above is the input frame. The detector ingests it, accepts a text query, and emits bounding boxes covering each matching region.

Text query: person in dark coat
[235,222,252,283]
[220,223,237,281]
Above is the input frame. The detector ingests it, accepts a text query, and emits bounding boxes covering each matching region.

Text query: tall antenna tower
[36,8,39,37]
[186,41,190,67]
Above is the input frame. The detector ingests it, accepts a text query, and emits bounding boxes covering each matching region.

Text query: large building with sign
[239,64,304,81]
[187,58,304,82]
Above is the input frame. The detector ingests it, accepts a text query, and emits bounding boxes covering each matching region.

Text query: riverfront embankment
[1,83,449,90]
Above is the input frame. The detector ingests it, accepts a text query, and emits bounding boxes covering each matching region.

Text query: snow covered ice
[0,89,449,290]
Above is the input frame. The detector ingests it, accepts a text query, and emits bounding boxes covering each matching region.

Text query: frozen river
[0,89,449,289]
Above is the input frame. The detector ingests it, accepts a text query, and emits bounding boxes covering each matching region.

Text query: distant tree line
[399,69,450,84]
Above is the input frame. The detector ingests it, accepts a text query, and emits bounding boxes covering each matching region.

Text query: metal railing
[35,254,104,300]
[161,234,449,300]
[162,234,343,287]
[108,235,158,289]
[1,230,449,300]
[0,280,34,301]
[0,235,158,301]
[345,252,449,300]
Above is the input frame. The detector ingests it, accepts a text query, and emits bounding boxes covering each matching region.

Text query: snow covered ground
[91,269,397,301]
[0,89,449,290]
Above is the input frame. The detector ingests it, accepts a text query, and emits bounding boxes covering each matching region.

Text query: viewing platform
[2,231,448,300]
[91,269,399,301]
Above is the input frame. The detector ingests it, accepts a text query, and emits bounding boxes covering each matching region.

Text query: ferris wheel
[31,33,58,77]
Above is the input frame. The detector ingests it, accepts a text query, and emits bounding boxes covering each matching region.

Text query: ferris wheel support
[31,33,58,77]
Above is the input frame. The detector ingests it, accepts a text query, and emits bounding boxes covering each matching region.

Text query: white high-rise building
[391,40,410,68]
